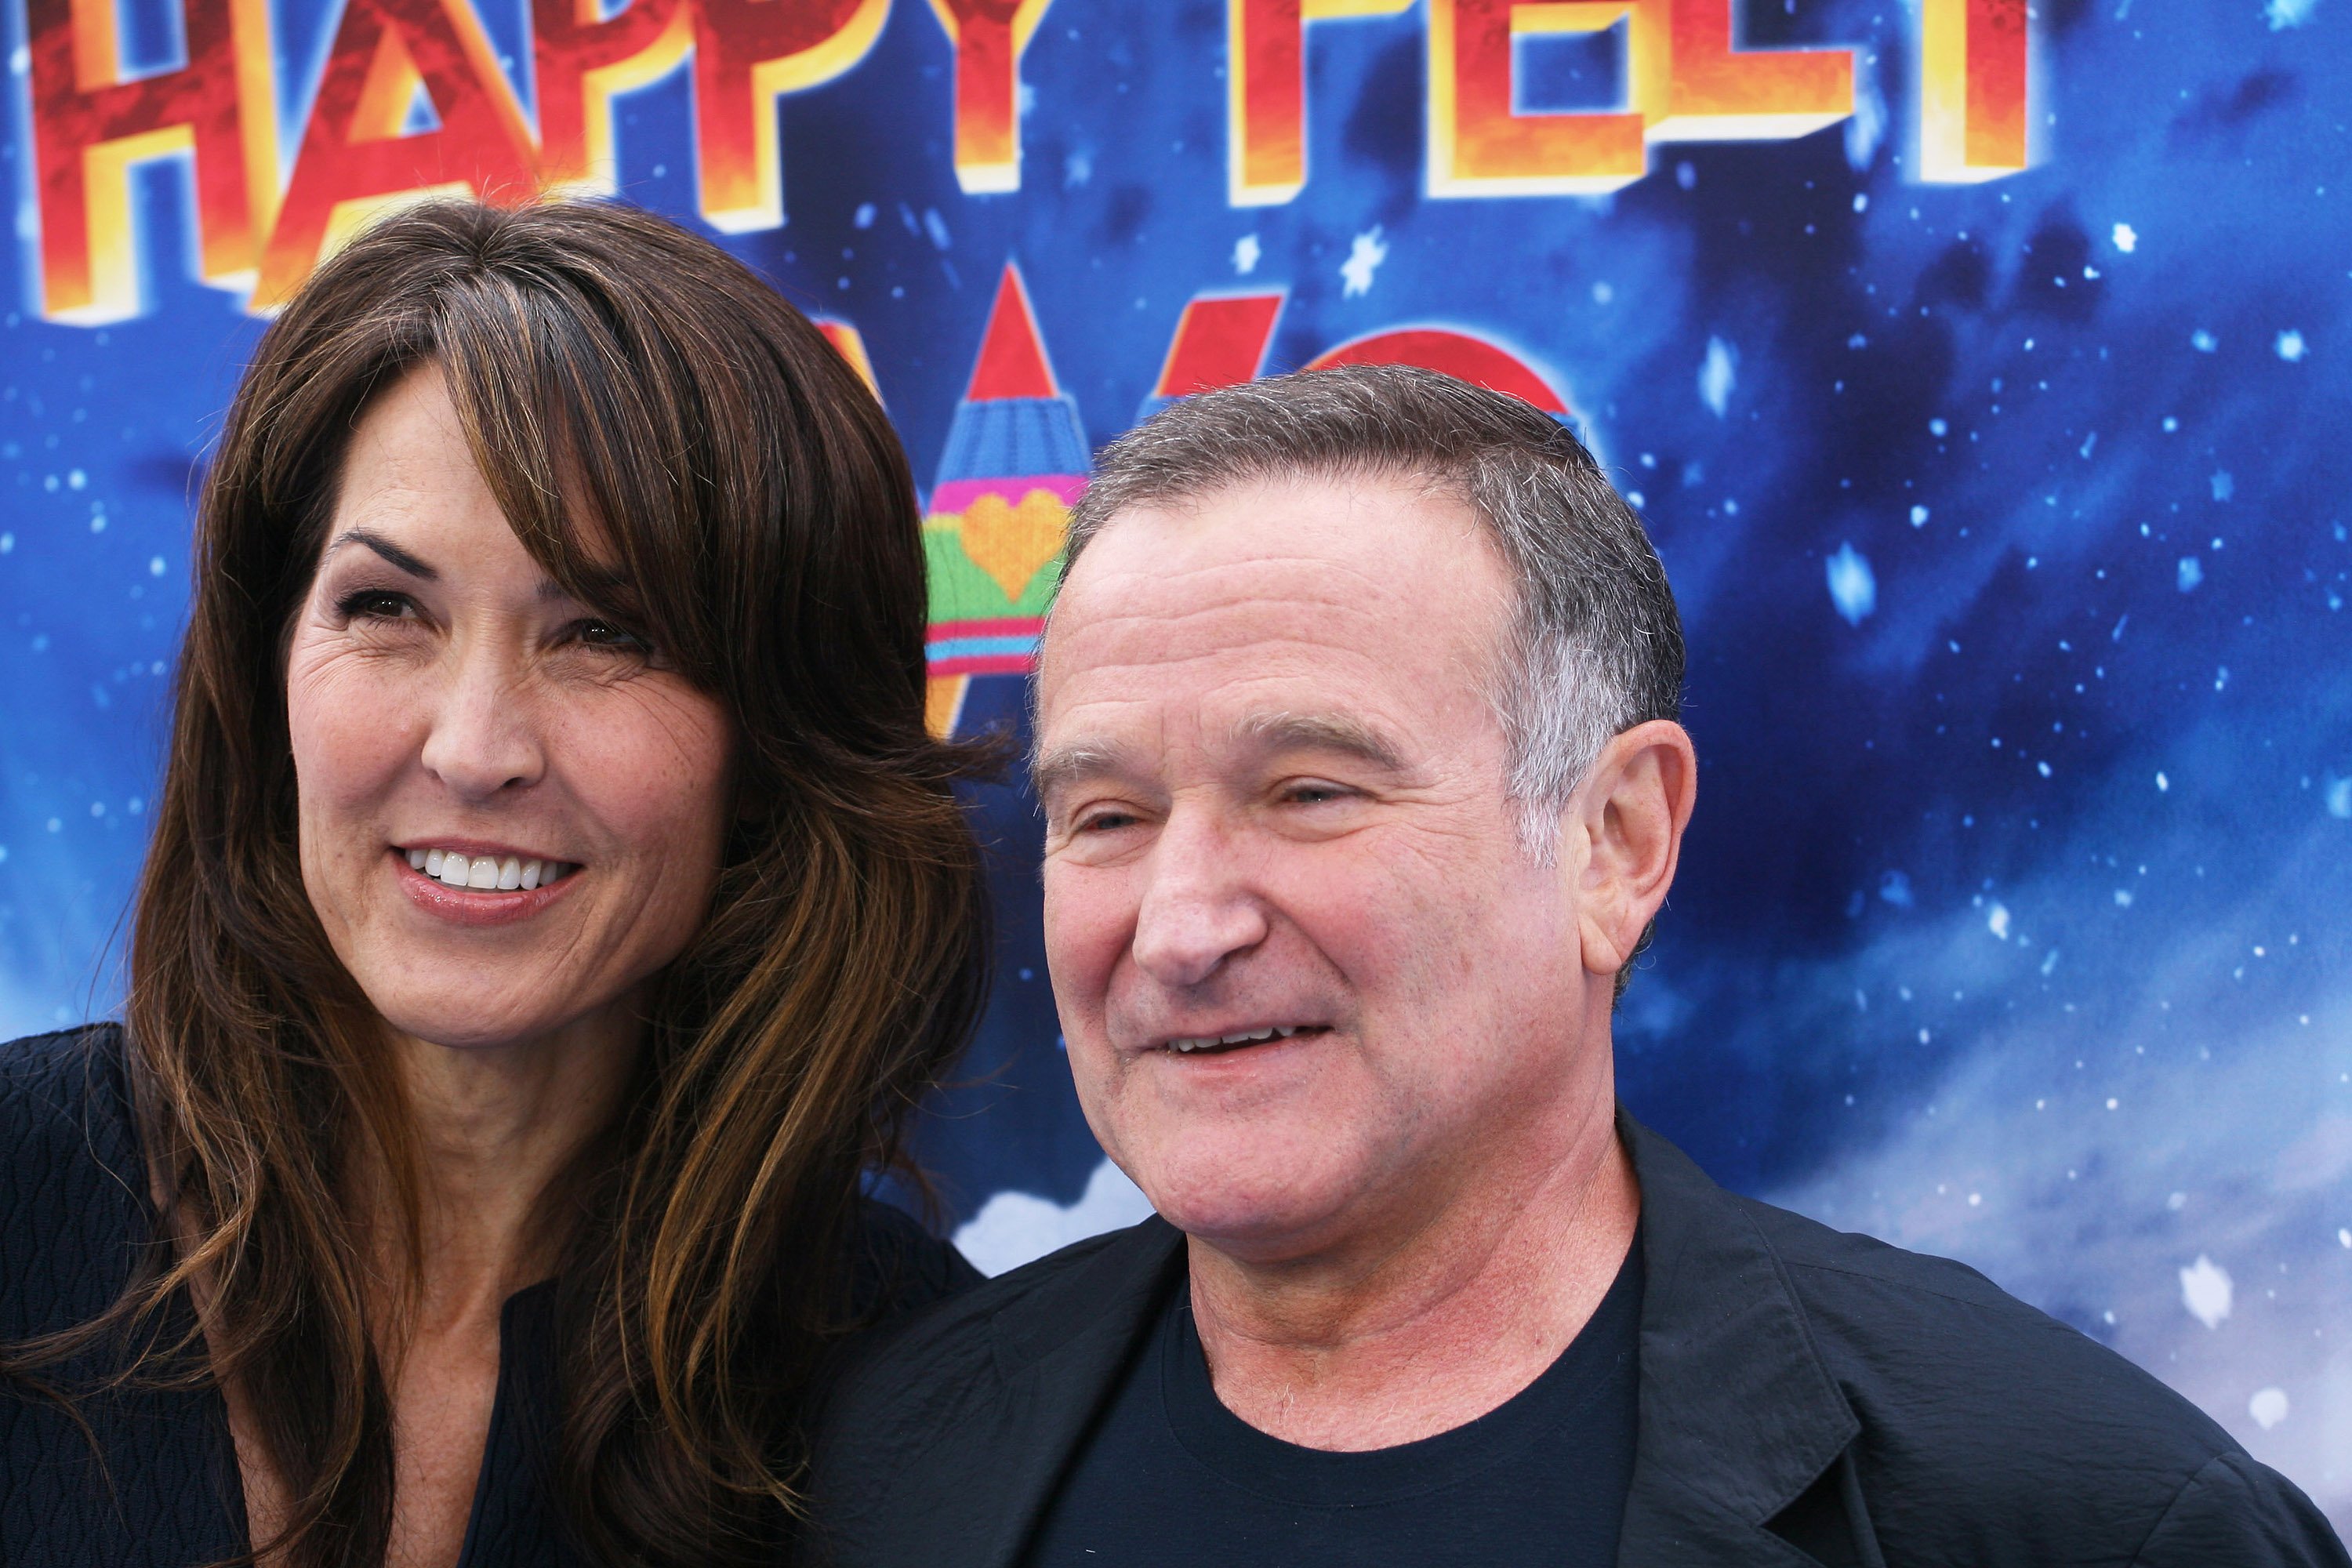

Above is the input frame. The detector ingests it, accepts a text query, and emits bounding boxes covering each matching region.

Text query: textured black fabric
[1022,1231,1642,1567]
[804,1112,2351,1568]
[1,1025,980,1567]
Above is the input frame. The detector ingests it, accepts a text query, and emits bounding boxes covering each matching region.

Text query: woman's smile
[401,844,581,892]
[390,844,587,927]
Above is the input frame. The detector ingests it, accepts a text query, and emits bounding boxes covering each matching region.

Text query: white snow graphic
[953,1156,1157,1277]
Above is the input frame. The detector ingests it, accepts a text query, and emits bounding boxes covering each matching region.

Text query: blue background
[2,0,2346,1526]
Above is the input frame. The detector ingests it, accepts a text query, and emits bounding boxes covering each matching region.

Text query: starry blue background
[2,0,2347,1526]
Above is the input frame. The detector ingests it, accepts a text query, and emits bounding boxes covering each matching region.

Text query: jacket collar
[970,1218,1187,1566]
[1616,1109,1860,1564]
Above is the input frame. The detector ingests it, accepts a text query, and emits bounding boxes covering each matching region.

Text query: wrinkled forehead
[1036,474,1513,760]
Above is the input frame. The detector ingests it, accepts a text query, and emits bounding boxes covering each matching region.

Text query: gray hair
[1058,363,1684,866]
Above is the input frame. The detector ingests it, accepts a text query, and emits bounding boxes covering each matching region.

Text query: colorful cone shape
[923,263,1090,735]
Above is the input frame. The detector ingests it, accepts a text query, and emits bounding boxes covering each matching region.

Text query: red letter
[23,0,277,321]
[533,0,693,192]
[1307,327,1570,416]
[255,0,538,307]
[1638,0,1849,143]
[1429,1,1853,198]
[691,0,890,232]
[1920,0,2028,180]
[1427,1,1646,197]
[1228,0,1414,207]
[1151,292,1286,400]
[813,317,884,402]
[924,0,1056,194]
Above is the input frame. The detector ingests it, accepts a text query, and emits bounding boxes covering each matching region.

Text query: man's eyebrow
[1233,710,1410,772]
[325,528,435,580]
[1030,742,1135,804]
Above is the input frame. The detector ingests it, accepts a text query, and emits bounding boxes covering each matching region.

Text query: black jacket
[807,1112,2348,1567]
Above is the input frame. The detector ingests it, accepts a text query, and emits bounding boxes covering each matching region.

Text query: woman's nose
[417,649,546,801]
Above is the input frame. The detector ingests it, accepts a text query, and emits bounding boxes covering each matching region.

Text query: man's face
[1036,473,1607,1262]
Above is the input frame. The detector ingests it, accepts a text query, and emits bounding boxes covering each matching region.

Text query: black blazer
[806,1112,2349,1568]
[0,1025,979,1568]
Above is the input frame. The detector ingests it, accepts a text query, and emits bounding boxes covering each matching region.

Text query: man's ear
[1570,720,1698,979]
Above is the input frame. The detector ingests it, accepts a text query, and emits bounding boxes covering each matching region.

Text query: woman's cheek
[561,681,733,887]
[289,647,423,808]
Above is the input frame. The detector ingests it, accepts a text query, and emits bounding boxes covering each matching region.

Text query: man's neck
[1183,1092,1638,1452]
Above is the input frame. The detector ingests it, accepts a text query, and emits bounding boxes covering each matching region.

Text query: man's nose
[1129,808,1269,989]
[417,644,546,802]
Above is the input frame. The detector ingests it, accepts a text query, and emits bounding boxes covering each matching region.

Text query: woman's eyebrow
[326,528,437,580]
[538,564,632,603]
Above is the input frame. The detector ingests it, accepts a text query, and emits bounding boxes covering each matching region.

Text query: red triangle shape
[965,264,1059,401]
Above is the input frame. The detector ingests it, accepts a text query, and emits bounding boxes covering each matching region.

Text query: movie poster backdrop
[2,0,2345,1524]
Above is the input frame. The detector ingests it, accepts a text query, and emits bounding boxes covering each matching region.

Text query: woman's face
[285,364,733,1054]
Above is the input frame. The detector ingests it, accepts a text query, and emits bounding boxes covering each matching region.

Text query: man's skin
[1033,471,1698,1452]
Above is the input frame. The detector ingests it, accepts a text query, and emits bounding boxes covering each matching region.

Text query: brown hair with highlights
[9,199,989,1566]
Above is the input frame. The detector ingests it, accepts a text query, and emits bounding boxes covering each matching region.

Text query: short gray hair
[1060,363,1684,865]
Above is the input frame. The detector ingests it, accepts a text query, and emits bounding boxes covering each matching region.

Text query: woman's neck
[372,998,644,1326]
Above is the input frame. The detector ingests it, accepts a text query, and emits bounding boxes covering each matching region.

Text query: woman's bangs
[435,278,718,684]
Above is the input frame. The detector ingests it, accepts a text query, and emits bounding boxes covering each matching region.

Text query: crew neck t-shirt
[1023,1232,1643,1567]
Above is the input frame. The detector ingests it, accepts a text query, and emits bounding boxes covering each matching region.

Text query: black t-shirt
[1023,1232,1643,1567]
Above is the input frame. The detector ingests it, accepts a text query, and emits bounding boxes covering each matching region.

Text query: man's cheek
[1045,880,1129,985]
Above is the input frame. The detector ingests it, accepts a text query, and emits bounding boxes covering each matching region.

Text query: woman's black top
[0,1025,982,1566]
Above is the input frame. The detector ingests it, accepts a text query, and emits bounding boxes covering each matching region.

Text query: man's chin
[1131,1154,1366,1263]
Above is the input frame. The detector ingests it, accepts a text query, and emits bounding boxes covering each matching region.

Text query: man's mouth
[1163,1025,1330,1055]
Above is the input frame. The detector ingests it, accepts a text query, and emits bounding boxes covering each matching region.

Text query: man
[807,366,2347,1566]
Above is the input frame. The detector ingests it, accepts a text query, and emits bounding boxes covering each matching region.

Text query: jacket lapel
[840,1218,1185,1568]
[1616,1112,1861,1567]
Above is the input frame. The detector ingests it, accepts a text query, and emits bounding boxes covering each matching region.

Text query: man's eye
[1283,782,1351,805]
[1074,809,1139,834]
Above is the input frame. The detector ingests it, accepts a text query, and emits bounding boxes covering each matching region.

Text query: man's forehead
[1034,482,1510,802]
[1071,471,1483,578]
[1045,477,1503,666]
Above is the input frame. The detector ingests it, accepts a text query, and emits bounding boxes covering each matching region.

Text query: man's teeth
[1168,1025,1304,1053]
[406,848,576,891]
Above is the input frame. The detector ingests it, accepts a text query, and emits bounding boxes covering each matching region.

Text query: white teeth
[408,850,576,891]
[1169,1026,1310,1054]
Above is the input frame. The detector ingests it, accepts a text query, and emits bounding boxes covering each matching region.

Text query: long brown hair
[28,200,989,1565]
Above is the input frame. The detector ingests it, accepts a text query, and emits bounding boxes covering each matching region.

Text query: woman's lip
[392,850,582,927]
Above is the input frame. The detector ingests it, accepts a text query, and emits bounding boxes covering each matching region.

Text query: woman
[0,201,989,1567]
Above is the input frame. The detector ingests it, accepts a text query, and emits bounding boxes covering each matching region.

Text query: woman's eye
[571,619,654,655]
[336,588,414,622]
